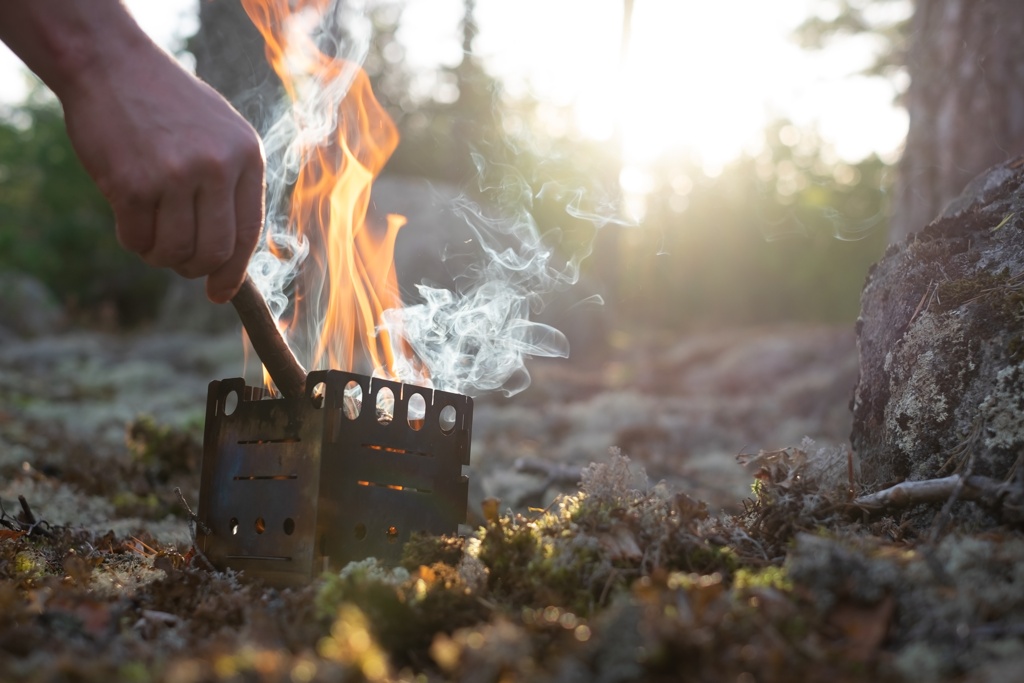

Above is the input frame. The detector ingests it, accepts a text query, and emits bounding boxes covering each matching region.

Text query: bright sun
[612,1,794,169]
[473,0,906,175]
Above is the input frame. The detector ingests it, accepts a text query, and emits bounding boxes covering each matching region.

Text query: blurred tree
[611,121,888,329]
[895,1,1024,242]
[0,92,169,325]
[382,0,500,184]
[799,0,1024,243]
[188,0,280,125]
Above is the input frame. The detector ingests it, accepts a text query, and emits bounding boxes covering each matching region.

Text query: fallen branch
[11,495,54,538]
[853,474,1024,524]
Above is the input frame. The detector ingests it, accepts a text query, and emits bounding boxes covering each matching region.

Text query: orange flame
[242,0,419,382]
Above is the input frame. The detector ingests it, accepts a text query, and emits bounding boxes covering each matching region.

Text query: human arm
[0,0,265,303]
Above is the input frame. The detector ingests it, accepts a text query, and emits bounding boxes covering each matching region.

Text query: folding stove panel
[196,370,472,586]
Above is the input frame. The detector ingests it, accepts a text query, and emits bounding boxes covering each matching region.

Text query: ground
[1,323,1021,682]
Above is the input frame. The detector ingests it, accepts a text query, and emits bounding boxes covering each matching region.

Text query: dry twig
[0,495,55,538]
[853,473,1024,525]
[174,487,216,571]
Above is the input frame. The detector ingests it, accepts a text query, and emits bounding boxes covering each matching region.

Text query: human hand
[0,1,265,303]
[60,53,265,304]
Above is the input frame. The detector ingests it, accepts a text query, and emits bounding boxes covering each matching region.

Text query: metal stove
[196,369,472,586]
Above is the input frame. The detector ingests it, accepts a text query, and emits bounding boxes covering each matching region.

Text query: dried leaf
[481,498,501,525]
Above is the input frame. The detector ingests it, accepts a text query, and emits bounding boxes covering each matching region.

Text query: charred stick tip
[230,276,307,399]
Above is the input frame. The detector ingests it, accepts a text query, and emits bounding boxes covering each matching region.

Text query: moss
[893,642,949,682]
[476,508,613,615]
[935,269,1012,312]
[474,454,737,616]
[680,543,740,575]
[316,558,488,666]
[317,559,408,619]
[115,662,151,683]
[733,565,792,592]
[110,491,162,519]
[12,550,47,580]
[10,444,1024,682]
[124,415,201,481]
[784,534,904,613]
[399,532,465,571]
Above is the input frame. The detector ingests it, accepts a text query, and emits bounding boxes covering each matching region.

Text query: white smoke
[380,157,618,397]
[245,0,615,397]
[246,0,371,351]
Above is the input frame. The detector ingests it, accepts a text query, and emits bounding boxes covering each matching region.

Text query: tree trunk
[891,0,1024,243]
[186,0,279,126]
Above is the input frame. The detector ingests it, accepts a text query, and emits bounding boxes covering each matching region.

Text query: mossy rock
[852,156,1024,505]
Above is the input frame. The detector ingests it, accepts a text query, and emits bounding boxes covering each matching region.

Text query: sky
[0,0,908,172]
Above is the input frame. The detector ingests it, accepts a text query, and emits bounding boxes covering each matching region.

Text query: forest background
[0,0,909,335]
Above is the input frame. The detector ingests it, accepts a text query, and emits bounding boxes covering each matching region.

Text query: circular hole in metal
[439,405,457,434]
[386,525,399,543]
[376,387,394,425]
[311,381,326,409]
[283,518,295,535]
[354,523,367,540]
[407,393,426,431]
[254,517,266,534]
[223,390,239,416]
[343,380,362,420]
[229,517,239,535]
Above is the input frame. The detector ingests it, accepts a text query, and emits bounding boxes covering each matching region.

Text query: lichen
[784,534,905,613]
[883,311,976,475]
[979,362,1024,451]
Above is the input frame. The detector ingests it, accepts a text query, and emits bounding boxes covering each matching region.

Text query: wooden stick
[853,474,1024,525]
[231,275,307,399]
[854,475,986,509]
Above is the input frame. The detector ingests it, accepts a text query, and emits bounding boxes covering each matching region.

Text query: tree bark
[186,0,279,125]
[891,0,1024,243]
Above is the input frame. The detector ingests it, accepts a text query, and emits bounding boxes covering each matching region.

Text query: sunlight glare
[475,1,814,172]
[619,2,774,169]
[474,0,904,173]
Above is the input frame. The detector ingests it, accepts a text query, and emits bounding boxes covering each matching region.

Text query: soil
[2,323,1021,682]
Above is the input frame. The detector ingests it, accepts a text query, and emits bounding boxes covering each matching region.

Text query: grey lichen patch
[786,531,1024,680]
[883,311,973,474]
[979,362,1024,451]
[784,533,907,613]
[894,534,1024,677]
